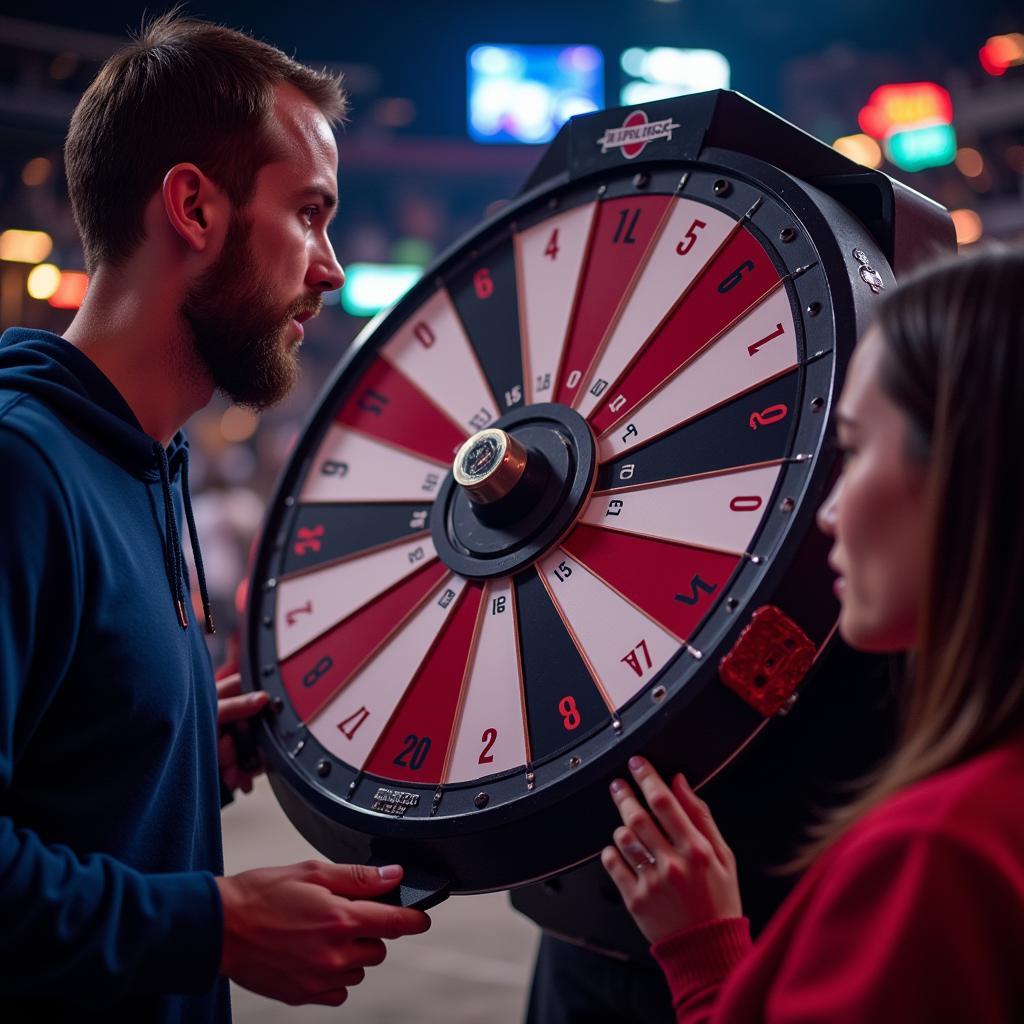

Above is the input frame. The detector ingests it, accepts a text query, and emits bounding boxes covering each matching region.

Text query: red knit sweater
[652,739,1024,1023]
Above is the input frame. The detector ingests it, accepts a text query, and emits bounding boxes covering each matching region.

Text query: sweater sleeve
[0,422,223,1006]
[652,917,753,1024]
[763,824,1024,1023]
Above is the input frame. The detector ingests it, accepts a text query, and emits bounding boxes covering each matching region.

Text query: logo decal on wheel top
[597,109,682,159]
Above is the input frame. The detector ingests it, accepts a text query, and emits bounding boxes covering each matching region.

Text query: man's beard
[182,212,320,410]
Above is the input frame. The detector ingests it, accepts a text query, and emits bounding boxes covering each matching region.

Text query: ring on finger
[622,838,655,870]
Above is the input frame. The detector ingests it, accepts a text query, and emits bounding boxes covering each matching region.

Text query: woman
[602,249,1024,1023]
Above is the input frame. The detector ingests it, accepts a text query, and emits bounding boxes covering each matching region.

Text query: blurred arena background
[1,1,1021,1018]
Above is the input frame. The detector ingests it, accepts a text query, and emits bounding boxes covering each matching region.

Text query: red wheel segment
[306,575,472,768]
[337,355,466,464]
[363,582,486,785]
[589,226,780,436]
[280,559,450,724]
[596,284,798,461]
[554,194,673,405]
[535,547,681,711]
[561,523,741,643]
[573,197,737,420]
[275,535,441,659]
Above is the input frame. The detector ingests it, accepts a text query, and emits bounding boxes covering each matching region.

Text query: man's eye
[301,206,318,225]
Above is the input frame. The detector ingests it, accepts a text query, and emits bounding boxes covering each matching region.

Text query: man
[0,13,428,1022]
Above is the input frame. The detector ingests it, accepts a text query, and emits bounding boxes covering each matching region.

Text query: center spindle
[453,428,529,505]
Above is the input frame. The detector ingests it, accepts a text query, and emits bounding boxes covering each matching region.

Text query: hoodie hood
[0,327,187,479]
[0,328,215,633]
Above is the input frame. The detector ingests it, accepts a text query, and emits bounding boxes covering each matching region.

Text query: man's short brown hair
[64,11,348,273]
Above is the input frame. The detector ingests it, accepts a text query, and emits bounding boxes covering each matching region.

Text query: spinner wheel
[243,91,953,905]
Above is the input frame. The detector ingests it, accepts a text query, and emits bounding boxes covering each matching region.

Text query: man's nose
[307,240,345,293]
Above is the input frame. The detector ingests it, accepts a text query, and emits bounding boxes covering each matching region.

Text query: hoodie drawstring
[153,442,215,635]
[179,452,216,634]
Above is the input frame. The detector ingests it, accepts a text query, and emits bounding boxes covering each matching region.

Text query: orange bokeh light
[951,208,983,246]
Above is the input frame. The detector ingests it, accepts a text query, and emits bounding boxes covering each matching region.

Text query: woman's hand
[601,756,742,944]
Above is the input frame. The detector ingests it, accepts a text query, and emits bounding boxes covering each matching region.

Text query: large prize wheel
[244,92,953,906]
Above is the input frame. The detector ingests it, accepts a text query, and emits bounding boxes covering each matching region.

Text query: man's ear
[161,163,228,254]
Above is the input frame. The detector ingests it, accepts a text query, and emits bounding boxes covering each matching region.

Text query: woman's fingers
[671,773,732,865]
[613,825,656,873]
[604,759,744,945]
[626,756,706,850]
[611,757,726,872]
[609,778,674,859]
[601,844,637,899]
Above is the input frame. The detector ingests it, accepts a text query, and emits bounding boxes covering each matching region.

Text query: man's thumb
[323,862,404,896]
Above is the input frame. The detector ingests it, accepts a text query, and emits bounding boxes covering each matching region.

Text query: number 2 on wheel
[479,727,498,764]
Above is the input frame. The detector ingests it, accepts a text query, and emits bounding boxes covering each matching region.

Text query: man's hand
[216,862,431,1006]
[216,671,268,795]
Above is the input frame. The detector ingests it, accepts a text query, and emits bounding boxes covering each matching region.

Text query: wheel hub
[431,403,597,579]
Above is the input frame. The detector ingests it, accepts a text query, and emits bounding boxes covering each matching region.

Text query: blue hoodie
[0,329,229,1022]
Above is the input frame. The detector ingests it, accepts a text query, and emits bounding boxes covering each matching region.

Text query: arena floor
[222,776,538,1022]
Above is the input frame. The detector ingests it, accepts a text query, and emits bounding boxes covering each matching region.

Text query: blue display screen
[468,44,604,145]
